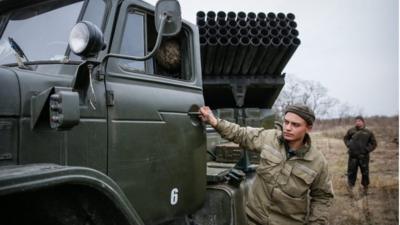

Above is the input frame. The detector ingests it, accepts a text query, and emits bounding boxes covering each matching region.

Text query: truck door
[105,1,206,224]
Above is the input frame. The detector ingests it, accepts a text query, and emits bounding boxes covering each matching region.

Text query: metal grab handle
[187,111,204,127]
[187,112,201,116]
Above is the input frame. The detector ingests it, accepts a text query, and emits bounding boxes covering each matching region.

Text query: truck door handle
[187,112,201,116]
[187,111,202,127]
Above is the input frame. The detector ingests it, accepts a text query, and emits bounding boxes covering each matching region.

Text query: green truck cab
[0,0,298,224]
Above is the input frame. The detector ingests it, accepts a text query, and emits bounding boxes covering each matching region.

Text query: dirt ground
[311,118,399,225]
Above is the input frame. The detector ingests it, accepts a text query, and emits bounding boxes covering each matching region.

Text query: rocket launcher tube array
[197,10,300,76]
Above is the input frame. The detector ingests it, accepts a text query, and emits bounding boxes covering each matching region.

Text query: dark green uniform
[343,127,377,187]
[216,119,334,225]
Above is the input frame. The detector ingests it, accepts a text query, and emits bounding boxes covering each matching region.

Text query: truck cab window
[146,14,191,80]
[0,0,84,65]
[119,11,145,72]
[118,9,191,80]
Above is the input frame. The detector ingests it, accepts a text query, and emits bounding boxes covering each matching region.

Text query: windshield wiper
[8,37,31,69]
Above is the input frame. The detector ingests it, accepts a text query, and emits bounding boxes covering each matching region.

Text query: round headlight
[69,22,90,54]
[68,21,105,57]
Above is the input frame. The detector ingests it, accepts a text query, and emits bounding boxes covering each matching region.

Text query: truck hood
[0,67,20,116]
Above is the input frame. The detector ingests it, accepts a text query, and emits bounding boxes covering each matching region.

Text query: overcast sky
[146,0,399,116]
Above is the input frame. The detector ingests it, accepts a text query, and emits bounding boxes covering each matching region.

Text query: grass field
[312,116,398,225]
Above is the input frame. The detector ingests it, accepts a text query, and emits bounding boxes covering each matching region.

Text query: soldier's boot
[347,184,354,198]
[361,185,368,196]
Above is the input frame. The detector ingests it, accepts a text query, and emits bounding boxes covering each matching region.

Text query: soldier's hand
[199,106,218,127]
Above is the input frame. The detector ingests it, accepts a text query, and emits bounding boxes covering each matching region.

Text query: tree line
[272,74,363,119]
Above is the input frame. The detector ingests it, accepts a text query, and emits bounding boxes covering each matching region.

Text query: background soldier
[343,116,377,196]
[199,104,334,225]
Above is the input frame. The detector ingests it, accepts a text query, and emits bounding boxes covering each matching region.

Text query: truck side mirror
[155,0,182,36]
[96,0,182,62]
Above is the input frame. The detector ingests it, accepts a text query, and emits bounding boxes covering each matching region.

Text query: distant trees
[272,74,362,119]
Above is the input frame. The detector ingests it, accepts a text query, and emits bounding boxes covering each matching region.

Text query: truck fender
[0,164,144,225]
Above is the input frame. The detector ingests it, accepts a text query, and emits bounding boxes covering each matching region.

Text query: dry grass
[311,116,399,225]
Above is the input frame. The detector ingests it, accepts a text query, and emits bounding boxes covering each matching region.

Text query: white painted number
[170,188,179,205]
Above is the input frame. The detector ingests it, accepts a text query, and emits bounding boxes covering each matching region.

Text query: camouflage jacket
[215,119,334,225]
[343,127,377,156]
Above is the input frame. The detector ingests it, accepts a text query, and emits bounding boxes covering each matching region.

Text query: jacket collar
[279,133,315,161]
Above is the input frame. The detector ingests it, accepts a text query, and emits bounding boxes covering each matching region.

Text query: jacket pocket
[270,187,308,219]
[281,163,317,198]
[256,146,283,181]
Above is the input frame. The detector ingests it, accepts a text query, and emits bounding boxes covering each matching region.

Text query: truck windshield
[0,0,84,65]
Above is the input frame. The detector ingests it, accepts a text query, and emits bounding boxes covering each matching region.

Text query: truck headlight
[69,21,105,57]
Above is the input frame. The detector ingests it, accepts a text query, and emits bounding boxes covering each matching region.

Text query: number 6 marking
[170,188,179,205]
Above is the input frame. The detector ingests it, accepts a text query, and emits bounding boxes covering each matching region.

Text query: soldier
[199,104,334,225]
[343,116,377,196]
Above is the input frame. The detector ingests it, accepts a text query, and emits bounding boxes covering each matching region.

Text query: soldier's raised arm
[199,106,270,152]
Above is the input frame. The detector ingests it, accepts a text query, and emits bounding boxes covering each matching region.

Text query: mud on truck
[0,0,300,224]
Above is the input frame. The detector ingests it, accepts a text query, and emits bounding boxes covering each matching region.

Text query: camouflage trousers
[347,154,370,187]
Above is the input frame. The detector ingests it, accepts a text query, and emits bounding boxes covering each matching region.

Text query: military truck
[0,0,299,224]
